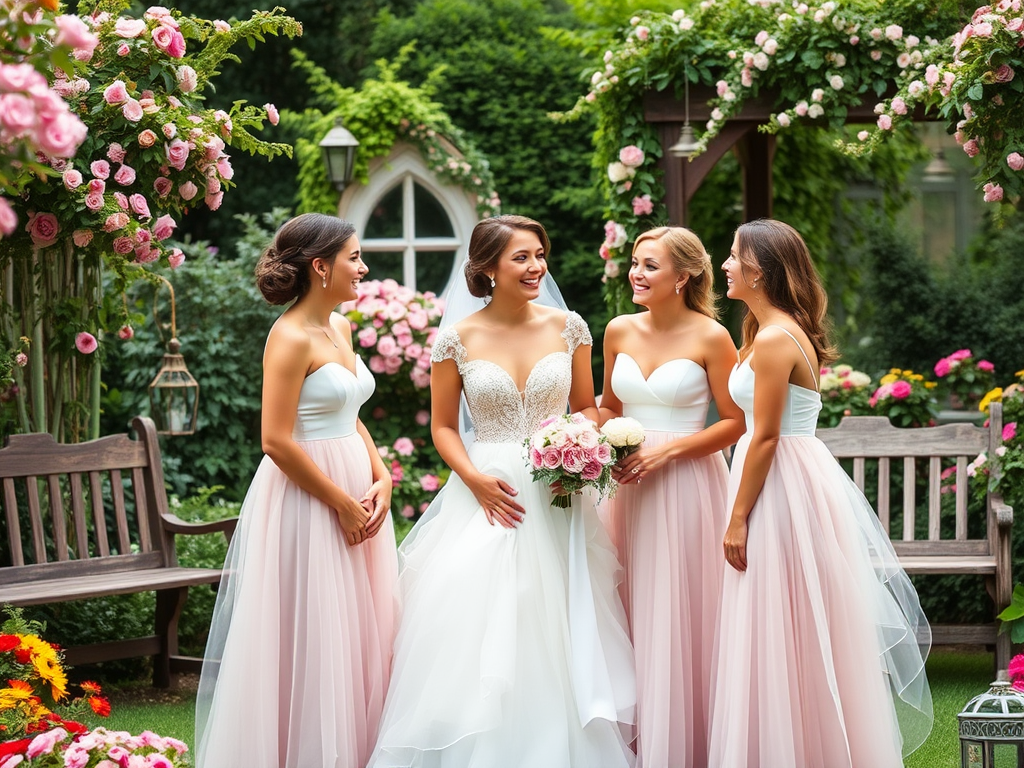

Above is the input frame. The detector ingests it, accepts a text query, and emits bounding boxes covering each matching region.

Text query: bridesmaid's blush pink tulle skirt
[604,432,730,768]
[195,434,399,768]
[708,435,932,768]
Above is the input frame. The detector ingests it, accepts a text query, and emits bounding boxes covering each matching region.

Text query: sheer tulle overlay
[370,443,635,768]
[196,361,398,768]
[709,410,932,765]
[605,435,729,768]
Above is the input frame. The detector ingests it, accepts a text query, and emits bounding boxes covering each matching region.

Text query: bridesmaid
[710,219,931,767]
[599,226,745,768]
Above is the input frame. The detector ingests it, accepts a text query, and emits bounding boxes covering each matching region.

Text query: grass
[98,649,1000,764]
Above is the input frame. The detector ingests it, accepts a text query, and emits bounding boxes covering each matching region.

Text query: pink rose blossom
[129,193,151,217]
[357,327,378,348]
[217,156,234,180]
[14,352,27,367]
[420,474,440,492]
[213,19,231,32]
[104,212,129,232]
[153,214,176,240]
[74,333,97,355]
[91,160,111,180]
[118,325,134,340]
[264,103,279,125]
[0,198,16,236]
[176,65,197,93]
[205,190,224,211]
[963,139,980,157]
[618,145,645,167]
[103,80,129,105]
[542,446,562,469]
[113,164,136,186]
[63,169,84,190]
[114,18,147,38]
[984,182,1004,202]
[117,41,131,56]
[85,190,104,210]
[857,130,870,141]
[114,192,129,209]
[72,229,93,247]
[636,26,649,40]
[877,114,893,130]
[377,335,399,357]
[416,409,430,426]
[393,437,415,456]
[977,359,994,372]
[107,143,127,163]
[153,177,172,196]
[26,212,59,246]
[631,194,654,216]
[582,460,603,481]
[177,181,198,201]
[168,248,185,268]
[891,97,907,115]
[794,101,809,117]
[1008,152,1024,171]
[890,380,913,399]
[137,129,158,148]
[974,21,994,36]
[950,349,972,362]
[165,139,190,170]
[112,236,134,254]
[122,98,144,122]
[934,357,951,377]
[1004,422,1017,442]
[162,122,177,139]
[0,94,36,134]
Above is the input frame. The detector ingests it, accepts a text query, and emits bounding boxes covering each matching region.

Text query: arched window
[340,144,480,296]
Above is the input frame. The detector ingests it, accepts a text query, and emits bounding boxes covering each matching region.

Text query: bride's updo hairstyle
[465,214,551,298]
[633,226,718,319]
[734,218,837,366]
[255,213,356,305]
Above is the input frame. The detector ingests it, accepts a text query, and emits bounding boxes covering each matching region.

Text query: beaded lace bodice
[430,311,592,443]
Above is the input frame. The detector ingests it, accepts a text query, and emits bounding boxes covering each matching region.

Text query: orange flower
[32,0,60,10]
[88,695,111,717]
[80,681,102,696]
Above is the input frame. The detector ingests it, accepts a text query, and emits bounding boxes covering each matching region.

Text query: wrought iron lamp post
[148,275,199,435]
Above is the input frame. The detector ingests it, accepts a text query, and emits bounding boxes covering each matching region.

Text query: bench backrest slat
[0,551,165,586]
[69,473,89,560]
[3,478,23,566]
[0,418,168,580]
[817,402,1005,555]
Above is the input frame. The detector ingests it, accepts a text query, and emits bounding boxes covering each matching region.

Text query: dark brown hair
[735,219,837,366]
[254,213,356,305]
[465,215,551,298]
[633,226,718,318]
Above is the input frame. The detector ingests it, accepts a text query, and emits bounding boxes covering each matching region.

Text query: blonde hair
[633,227,718,319]
[734,219,837,366]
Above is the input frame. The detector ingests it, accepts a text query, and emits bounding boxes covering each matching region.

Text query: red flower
[14,648,31,664]
[0,635,19,652]
[63,719,87,735]
[80,680,102,696]
[0,738,32,757]
[88,696,111,717]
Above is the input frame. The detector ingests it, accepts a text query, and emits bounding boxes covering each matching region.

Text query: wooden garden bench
[0,416,237,687]
[817,401,1013,670]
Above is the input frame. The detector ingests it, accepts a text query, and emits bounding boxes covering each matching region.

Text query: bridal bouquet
[600,417,645,461]
[525,414,616,508]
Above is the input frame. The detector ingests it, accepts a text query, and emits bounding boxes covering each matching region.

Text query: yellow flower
[979,387,1004,414]
[910,374,924,381]
[18,634,67,701]
[889,367,902,375]
[925,382,937,389]
[0,680,34,710]
[880,373,898,385]
[903,369,915,376]
[1016,368,1024,379]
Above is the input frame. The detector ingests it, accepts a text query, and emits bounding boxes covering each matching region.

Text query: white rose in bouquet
[601,416,646,459]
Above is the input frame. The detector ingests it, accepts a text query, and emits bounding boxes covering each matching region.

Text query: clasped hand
[335,477,391,546]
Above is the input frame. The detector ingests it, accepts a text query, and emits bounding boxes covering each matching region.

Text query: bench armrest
[991,493,1013,530]
[161,513,238,542]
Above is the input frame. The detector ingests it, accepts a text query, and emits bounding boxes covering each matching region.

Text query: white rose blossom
[601,417,646,450]
[808,103,824,118]
[607,162,634,183]
[830,75,844,90]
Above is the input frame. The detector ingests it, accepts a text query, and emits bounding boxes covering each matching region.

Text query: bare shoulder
[328,309,353,343]
[265,313,312,366]
[692,314,733,344]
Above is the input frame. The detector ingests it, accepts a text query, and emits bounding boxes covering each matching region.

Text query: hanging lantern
[148,276,199,435]
[959,680,1024,768]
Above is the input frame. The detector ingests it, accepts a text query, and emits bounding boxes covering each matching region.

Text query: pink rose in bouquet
[525,413,617,508]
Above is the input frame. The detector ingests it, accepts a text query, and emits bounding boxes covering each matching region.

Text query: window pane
[415,250,458,296]
[365,251,404,285]
[364,184,404,239]
[414,183,455,238]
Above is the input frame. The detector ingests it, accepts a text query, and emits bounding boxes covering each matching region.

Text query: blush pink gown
[604,353,730,768]
[195,357,399,768]
[708,328,932,768]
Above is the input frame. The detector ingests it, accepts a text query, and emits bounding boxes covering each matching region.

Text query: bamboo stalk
[29,249,45,434]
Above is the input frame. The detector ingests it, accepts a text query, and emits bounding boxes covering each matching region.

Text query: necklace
[320,328,337,348]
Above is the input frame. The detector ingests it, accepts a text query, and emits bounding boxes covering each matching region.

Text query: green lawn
[100,649,998,764]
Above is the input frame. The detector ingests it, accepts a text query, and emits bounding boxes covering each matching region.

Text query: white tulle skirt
[194,434,399,768]
[369,440,636,768]
[708,434,933,768]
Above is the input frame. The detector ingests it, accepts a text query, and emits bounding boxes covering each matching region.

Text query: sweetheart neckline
[616,352,704,381]
[305,359,360,381]
[465,351,569,396]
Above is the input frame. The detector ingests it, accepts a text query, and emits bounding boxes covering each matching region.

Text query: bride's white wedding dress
[369,311,636,768]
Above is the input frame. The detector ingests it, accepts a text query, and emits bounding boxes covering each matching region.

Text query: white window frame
[339,143,479,295]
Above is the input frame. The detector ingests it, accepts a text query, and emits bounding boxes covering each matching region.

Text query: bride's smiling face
[491,229,547,300]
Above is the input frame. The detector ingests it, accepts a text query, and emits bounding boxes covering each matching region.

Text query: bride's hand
[467,473,525,529]
[360,477,393,539]
[613,445,669,484]
[334,494,372,546]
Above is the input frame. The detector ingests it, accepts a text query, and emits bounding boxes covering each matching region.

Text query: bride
[369,215,636,768]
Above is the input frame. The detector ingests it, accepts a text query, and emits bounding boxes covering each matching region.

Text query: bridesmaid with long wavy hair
[599,226,745,767]
[709,219,932,767]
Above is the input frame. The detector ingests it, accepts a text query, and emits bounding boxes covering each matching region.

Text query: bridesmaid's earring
[489,276,496,289]
[752,279,758,289]
[675,285,681,295]
[322,273,328,289]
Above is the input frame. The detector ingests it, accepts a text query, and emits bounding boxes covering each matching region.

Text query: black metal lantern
[148,276,199,435]
[319,117,360,191]
[959,680,1024,768]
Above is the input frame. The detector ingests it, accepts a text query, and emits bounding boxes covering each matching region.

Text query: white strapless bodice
[610,353,710,434]
[728,359,820,437]
[293,357,375,441]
